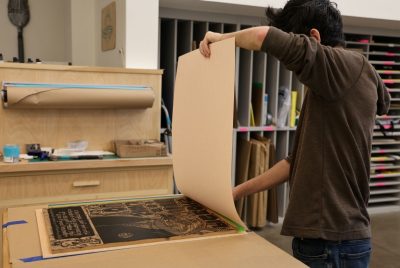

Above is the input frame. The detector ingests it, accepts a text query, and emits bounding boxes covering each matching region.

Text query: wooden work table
[2,205,307,268]
[0,63,174,267]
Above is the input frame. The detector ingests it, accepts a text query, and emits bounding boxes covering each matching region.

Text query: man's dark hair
[265,0,344,47]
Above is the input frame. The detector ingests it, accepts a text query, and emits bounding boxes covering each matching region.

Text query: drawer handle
[72,180,101,187]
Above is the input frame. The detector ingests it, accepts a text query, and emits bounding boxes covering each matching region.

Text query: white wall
[95,0,126,67]
[0,0,160,68]
[203,0,400,22]
[125,0,159,69]
[0,0,70,63]
[1,0,398,68]
[73,0,159,69]
[70,0,96,66]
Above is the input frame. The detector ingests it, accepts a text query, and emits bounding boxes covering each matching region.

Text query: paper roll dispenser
[1,82,155,109]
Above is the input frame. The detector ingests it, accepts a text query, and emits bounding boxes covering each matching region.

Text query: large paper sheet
[173,38,247,228]
[2,82,154,109]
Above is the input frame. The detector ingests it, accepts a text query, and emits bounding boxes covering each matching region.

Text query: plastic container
[3,144,20,163]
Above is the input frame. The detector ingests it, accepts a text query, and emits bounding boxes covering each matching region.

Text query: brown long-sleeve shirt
[262,27,390,240]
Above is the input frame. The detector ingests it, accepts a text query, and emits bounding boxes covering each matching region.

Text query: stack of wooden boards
[235,136,279,228]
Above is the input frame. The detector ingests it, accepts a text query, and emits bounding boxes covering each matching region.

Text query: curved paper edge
[173,38,247,229]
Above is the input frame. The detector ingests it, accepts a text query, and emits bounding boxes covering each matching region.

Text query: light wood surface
[0,157,172,174]
[0,63,163,74]
[2,211,10,268]
[0,63,162,151]
[3,205,307,268]
[0,64,173,268]
[0,64,173,208]
[0,164,173,201]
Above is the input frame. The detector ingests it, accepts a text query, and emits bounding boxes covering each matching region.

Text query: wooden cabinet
[0,64,173,267]
[0,158,173,208]
[0,63,174,206]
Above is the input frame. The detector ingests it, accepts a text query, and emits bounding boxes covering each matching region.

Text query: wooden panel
[2,211,9,268]
[0,63,162,151]
[0,157,172,174]
[0,167,173,201]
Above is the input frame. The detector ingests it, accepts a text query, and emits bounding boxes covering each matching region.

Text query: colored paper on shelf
[262,126,275,131]
[371,156,394,162]
[238,127,249,132]
[263,93,269,126]
[250,104,255,127]
[290,91,297,127]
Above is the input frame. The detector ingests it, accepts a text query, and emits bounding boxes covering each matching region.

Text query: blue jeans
[292,237,371,268]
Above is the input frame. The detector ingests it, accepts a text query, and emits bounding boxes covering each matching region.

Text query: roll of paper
[2,82,154,109]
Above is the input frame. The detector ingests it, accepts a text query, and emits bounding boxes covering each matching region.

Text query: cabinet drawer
[0,167,173,201]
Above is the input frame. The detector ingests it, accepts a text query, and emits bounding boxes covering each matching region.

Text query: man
[199,0,390,267]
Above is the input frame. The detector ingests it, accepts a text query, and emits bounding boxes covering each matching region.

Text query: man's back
[262,26,391,240]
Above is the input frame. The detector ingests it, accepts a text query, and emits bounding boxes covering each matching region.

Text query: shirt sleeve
[261,27,364,101]
[375,70,391,115]
[285,154,292,164]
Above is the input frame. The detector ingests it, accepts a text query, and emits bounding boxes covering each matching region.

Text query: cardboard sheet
[173,38,246,228]
[2,82,154,109]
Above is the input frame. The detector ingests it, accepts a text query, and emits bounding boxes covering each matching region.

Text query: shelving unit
[345,33,400,213]
[160,10,400,221]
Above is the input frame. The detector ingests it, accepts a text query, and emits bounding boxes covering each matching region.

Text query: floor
[255,212,400,268]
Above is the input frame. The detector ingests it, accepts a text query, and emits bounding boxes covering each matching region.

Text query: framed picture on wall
[101,1,116,51]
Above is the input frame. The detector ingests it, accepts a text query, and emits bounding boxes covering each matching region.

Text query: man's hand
[199,31,223,57]
[232,187,239,201]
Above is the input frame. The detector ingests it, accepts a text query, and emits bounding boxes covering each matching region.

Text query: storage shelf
[370,173,400,179]
[377,70,400,75]
[371,149,400,154]
[235,126,296,132]
[372,140,400,145]
[369,51,400,57]
[369,197,400,204]
[383,79,400,84]
[370,181,400,187]
[377,115,400,119]
[0,156,173,175]
[370,189,400,195]
[370,61,400,66]
[373,132,400,137]
[370,42,400,48]
[371,165,400,171]
[345,41,369,46]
